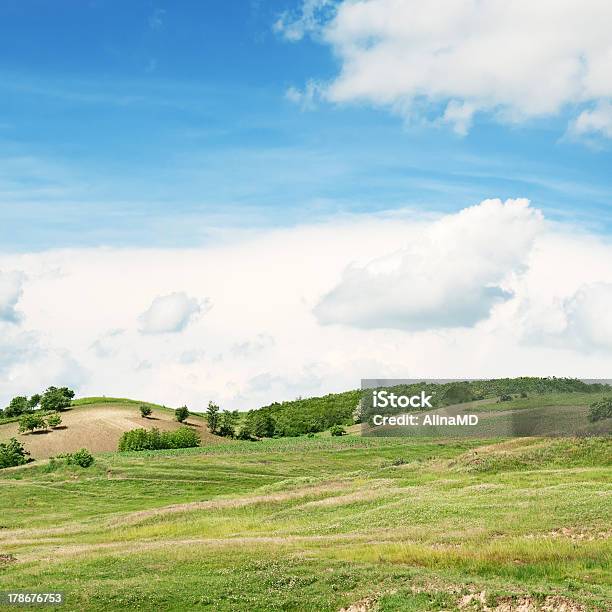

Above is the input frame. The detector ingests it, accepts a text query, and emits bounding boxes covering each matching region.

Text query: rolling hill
[0,398,221,459]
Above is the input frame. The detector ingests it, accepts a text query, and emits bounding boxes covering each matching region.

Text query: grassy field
[0,430,610,611]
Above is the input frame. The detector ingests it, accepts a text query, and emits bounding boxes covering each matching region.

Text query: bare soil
[0,404,218,459]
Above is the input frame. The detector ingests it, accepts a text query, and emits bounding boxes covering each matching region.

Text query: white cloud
[570,102,612,139]
[139,292,207,334]
[274,0,335,42]
[562,283,612,350]
[0,270,25,323]
[284,0,612,136]
[315,199,543,330]
[2,204,612,410]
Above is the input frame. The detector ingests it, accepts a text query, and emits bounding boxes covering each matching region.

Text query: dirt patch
[458,591,585,611]
[339,596,377,612]
[0,404,219,460]
[0,553,17,565]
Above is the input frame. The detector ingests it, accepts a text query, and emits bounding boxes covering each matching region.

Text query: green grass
[0,434,610,611]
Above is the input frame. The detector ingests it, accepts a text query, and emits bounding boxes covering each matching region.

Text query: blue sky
[1,0,611,252]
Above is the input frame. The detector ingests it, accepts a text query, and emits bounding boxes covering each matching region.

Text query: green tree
[175,406,189,423]
[28,394,42,409]
[40,386,74,412]
[0,438,30,468]
[250,412,276,438]
[47,413,62,428]
[206,401,220,433]
[217,410,236,438]
[5,396,29,417]
[19,412,47,434]
[139,405,152,418]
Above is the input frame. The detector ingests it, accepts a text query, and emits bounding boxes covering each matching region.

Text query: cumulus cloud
[283,0,612,136]
[139,292,208,334]
[315,199,543,330]
[0,270,25,323]
[562,283,612,350]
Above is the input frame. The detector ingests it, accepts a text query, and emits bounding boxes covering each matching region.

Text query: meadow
[0,428,610,611]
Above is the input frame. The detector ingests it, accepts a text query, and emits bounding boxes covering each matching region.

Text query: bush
[18,412,47,434]
[499,394,513,402]
[47,413,62,428]
[139,405,152,418]
[175,406,189,423]
[66,448,94,468]
[118,427,200,451]
[161,426,200,449]
[589,397,612,422]
[330,425,347,437]
[0,438,30,468]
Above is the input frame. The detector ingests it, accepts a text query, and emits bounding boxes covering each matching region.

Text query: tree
[206,401,220,433]
[217,410,236,438]
[5,396,29,417]
[47,413,62,428]
[28,394,42,409]
[250,412,275,438]
[139,405,152,418]
[19,413,47,434]
[40,387,73,412]
[0,438,30,469]
[175,406,189,423]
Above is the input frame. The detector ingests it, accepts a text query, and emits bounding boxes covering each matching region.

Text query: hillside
[0,398,220,459]
[0,435,609,611]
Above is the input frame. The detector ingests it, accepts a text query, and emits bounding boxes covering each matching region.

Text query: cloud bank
[280,0,612,137]
[1,200,612,410]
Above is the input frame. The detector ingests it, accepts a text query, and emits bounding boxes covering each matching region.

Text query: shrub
[18,412,47,434]
[0,438,30,468]
[47,413,62,428]
[66,448,94,468]
[499,394,513,402]
[118,427,200,452]
[161,426,200,449]
[139,405,152,418]
[589,397,612,423]
[330,425,347,437]
[175,406,189,423]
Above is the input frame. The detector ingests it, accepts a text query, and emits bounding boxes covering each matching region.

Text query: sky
[1,1,612,410]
